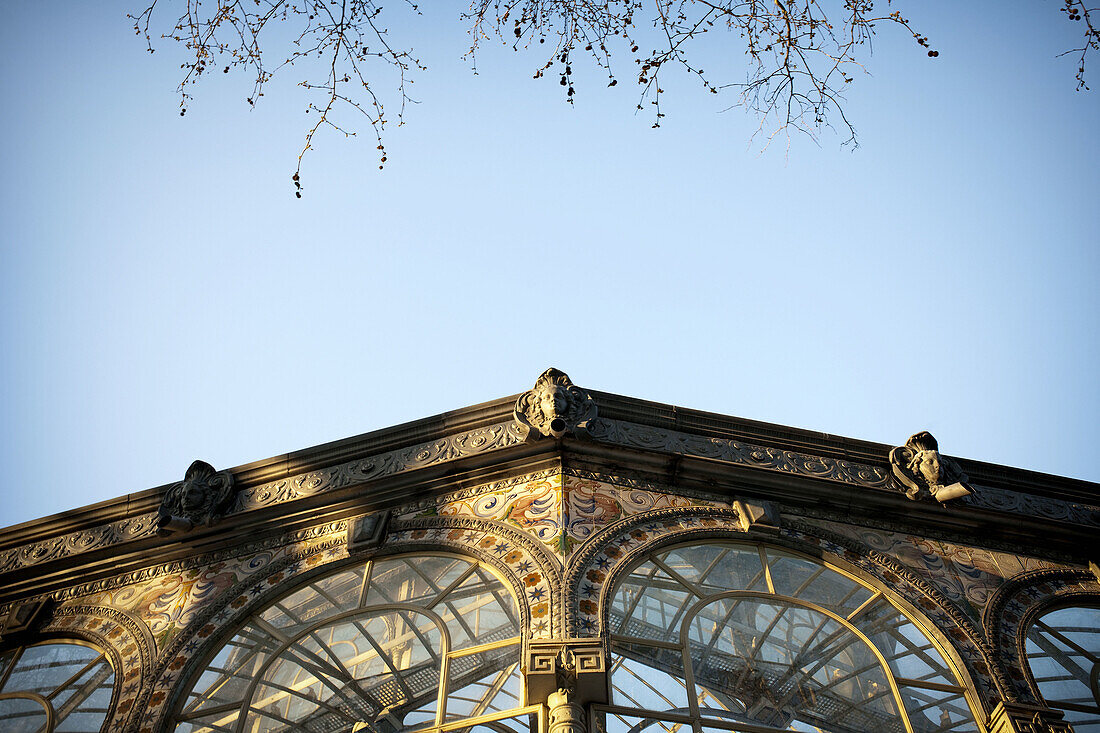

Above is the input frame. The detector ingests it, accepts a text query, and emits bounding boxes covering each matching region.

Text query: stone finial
[156,460,236,536]
[889,431,972,503]
[514,368,597,440]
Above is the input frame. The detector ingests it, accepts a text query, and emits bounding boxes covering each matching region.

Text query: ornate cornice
[586,418,1100,528]
[3,410,1095,582]
[0,420,527,576]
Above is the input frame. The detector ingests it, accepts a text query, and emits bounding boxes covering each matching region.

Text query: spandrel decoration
[514,368,597,440]
[889,431,973,503]
[156,459,236,536]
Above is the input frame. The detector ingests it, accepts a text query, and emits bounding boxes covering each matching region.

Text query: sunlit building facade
[1,369,1097,733]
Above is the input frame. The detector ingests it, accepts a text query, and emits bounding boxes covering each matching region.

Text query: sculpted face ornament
[889,431,972,503]
[156,460,236,536]
[514,368,598,440]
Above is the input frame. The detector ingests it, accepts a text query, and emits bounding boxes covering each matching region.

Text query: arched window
[0,640,116,732]
[1024,605,1100,732]
[603,541,980,733]
[171,554,529,733]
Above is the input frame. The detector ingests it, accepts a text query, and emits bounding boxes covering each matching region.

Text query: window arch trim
[599,534,988,732]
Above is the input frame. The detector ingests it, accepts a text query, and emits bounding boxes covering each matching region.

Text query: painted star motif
[581,583,598,598]
[528,587,546,601]
[578,617,596,633]
[516,560,533,573]
[532,620,548,634]
[596,556,612,570]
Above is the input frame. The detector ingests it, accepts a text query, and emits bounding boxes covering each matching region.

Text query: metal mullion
[619,564,661,633]
[44,652,106,700]
[696,596,755,672]
[1036,621,1100,662]
[893,676,964,693]
[616,656,682,711]
[177,700,242,722]
[393,608,444,666]
[0,646,24,690]
[694,546,730,590]
[51,659,113,722]
[612,635,684,654]
[427,563,479,610]
[652,556,707,599]
[1049,700,1100,714]
[303,626,395,714]
[358,560,374,608]
[447,637,520,659]
[249,675,358,724]
[1032,632,1092,684]
[761,609,852,710]
[464,662,518,719]
[438,595,483,646]
[881,623,954,684]
[360,624,417,701]
[758,546,776,594]
[847,592,883,622]
[789,566,826,598]
[260,643,402,733]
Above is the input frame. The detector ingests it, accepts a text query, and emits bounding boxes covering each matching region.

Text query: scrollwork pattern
[0,513,158,574]
[586,418,896,489]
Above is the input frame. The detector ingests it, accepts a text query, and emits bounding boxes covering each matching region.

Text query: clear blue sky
[1,1,1097,528]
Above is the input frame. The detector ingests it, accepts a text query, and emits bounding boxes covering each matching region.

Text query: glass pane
[443,659,522,722]
[174,555,522,731]
[856,598,957,688]
[0,696,50,733]
[0,641,115,733]
[610,652,691,713]
[766,549,873,614]
[1025,606,1100,732]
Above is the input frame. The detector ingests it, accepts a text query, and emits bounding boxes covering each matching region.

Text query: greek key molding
[982,567,1100,704]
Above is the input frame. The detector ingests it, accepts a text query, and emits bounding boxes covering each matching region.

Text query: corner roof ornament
[156,460,236,536]
[889,431,972,503]
[514,368,597,441]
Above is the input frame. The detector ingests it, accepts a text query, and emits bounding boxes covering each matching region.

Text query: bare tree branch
[130,0,1098,194]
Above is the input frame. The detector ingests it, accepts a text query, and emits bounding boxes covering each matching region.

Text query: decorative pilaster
[988,702,1074,733]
